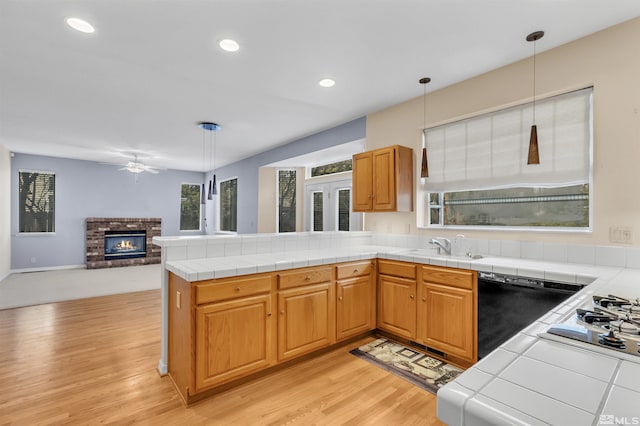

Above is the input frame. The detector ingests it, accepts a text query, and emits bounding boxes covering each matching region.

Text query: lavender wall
[0,146,11,280]
[11,153,204,270]
[211,117,366,234]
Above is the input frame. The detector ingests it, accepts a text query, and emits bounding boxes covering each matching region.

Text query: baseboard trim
[10,264,86,274]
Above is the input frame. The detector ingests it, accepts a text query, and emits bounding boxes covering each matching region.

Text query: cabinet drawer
[378,260,416,279]
[422,266,475,290]
[278,266,332,289]
[336,261,372,280]
[195,274,275,304]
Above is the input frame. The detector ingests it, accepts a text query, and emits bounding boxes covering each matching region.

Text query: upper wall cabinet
[352,145,414,212]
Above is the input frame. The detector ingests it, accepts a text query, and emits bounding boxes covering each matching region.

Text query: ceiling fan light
[66,17,95,33]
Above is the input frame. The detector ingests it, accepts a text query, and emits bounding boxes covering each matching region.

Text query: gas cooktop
[546,294,640,358]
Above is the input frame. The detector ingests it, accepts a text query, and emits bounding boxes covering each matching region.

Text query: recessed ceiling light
[319,79,335,88]
[66,17,95,33]
[219,39,240,52]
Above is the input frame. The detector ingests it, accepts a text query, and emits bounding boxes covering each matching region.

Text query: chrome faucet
[429,237,451,255]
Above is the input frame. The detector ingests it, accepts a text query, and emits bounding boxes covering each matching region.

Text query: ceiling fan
[101,154,161,174]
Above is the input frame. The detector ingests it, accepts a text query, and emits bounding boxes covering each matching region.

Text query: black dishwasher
[477,272,583,359]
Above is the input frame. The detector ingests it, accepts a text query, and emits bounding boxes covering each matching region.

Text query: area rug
[350,338,464,394]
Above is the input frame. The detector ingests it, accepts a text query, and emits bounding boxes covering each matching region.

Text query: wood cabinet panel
[195,274,275,304]
[336,260,372,280]
[378,259,416,279]
[421,266,474,290]
[417,281,476,363]
[377,274,416,339]
[195,294,275,391]
[336,275,375,341]
[278,282,335,361]
[352,145,414,212]
[278,266,333,290]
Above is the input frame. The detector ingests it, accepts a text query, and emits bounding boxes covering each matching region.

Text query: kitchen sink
[401,248,484,261]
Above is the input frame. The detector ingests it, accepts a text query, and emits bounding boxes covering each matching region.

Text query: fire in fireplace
[104,231,147,260]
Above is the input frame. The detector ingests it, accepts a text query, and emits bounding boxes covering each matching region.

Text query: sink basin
[402,248,484,261]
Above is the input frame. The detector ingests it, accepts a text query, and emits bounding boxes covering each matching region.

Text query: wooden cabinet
[336,260,376,341]
[377,260,417,339]
[417,266,477,364]
[168,272,276,402]
[277,266,335,361]
[352,145,414,212]
[195,293,274,390]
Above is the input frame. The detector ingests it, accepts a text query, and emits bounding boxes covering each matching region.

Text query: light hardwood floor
[0,290,444,425]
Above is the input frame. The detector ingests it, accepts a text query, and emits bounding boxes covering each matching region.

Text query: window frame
[218,176,238,234]
[307,159,353,179]
[179,182,202,232]
[18,169,56,235]
[418,88,594,233]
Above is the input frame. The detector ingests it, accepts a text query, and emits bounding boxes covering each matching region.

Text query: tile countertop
[165,246,640,426]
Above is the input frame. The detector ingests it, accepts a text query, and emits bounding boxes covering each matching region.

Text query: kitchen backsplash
[154,231,640,269]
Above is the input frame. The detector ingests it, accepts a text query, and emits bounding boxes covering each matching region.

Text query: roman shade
[423,87,592,192]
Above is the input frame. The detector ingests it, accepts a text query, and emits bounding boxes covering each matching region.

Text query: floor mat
[350,338,464,394]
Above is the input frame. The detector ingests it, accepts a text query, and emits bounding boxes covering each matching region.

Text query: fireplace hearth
[86,218,161,269]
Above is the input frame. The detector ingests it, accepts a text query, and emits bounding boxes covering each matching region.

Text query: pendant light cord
[532,38,537,125]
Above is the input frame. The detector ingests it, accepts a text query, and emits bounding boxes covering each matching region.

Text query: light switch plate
[609,226,633,244]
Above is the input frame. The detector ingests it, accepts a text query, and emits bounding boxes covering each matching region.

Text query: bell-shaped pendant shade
[207,179,213,200]
[212,174,217,195]
[527,125,540,165]
[200,183,206,204]
[421,147,429,177]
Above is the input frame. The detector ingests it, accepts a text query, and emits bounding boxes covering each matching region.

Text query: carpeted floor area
[0,264,161,310]
[350,337,463,394]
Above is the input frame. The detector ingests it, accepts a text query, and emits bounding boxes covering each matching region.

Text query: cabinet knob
[304,276,311,281]
[267,313,272,317]
[280,310,285,315]
[422,297,426,302]
[338,296,343,301]
[353,268,358,273]
[234,287,240,292]
[410,295,415,299]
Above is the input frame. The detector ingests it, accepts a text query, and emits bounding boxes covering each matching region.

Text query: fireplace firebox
[104,231,147,260]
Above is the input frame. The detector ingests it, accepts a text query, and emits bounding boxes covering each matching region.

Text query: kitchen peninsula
[153,232,640,423]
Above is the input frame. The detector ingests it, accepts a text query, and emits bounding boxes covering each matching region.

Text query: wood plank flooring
[0,290,444,425]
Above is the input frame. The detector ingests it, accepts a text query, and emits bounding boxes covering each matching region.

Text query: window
[19,171,55,233]
[312,191,323,231]
[421,87,592,230]
[278,170,296,232]
[310,159,352,177]
[336,188,351,231]
[220,178,238,232]
[180,183,201,231]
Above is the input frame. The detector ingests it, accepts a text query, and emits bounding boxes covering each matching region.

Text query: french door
[304,180,362,232]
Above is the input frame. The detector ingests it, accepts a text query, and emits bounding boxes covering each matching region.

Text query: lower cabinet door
[418,282,475,362]
[377,274,417,339]
[278,282,335,361]
[336,276,374,341]
[195,294,275,391]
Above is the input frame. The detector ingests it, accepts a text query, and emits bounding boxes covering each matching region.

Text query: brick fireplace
[86,217,161,269]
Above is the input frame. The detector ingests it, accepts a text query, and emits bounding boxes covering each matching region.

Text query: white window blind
[423,87,592,192]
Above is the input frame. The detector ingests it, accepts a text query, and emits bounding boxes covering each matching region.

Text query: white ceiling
[1,1,639,172]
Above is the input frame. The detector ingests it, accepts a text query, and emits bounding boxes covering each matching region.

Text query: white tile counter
[438,267,640,426]
[153,233,640,425]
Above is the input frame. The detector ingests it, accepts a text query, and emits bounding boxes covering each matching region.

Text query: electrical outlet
[30,257,37,264]
[609,226,633,244]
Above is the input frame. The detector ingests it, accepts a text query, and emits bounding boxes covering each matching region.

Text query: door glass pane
[337,189,350,231]
[313,191,323,231]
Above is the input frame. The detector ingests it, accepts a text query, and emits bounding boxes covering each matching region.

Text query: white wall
[0,145,10,280]
[365,17,640,246]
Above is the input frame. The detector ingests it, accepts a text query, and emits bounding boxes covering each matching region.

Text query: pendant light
[526,30,544,165]
[199,122,220,200]
[200,125,206,204]
[419,77,431,177]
